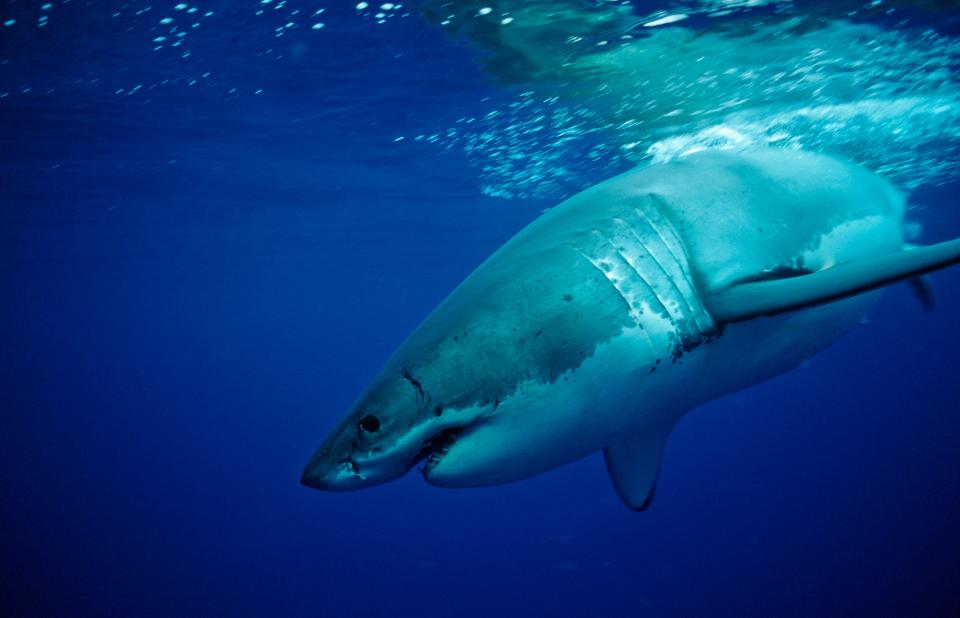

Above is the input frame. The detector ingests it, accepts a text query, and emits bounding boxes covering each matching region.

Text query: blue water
[2,2,959,616]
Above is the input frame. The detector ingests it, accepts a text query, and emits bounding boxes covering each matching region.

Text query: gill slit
[634,196,717,334]
[593,231,675,324]
[616,218,699,328]
[633,201,701,303]
[564,242,661,357]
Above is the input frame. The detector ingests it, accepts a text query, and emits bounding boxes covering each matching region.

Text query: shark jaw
[300,405,489,492]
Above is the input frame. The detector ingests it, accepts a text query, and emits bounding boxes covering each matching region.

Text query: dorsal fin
[706,238,960,324]
[604,421,676,511]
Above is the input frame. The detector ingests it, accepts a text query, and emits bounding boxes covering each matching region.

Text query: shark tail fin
[705,238,960,324]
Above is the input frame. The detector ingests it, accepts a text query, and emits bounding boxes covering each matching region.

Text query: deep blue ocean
[2,1,959,616]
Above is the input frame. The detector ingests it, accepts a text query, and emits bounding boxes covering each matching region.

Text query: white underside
[425,291,875,487]
[424,306,702,486]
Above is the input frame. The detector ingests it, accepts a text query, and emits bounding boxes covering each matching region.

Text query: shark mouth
[414,427,463,476]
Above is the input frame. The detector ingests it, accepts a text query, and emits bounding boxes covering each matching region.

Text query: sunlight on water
[0,1,421,100]
[1,1,957,202]
[427,95,617,200]
[646,96,960,187]
[421,0,960,199]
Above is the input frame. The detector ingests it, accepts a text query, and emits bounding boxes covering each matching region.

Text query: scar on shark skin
[401,368,426,402]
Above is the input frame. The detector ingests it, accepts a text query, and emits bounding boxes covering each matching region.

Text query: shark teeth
[416,427,463,474]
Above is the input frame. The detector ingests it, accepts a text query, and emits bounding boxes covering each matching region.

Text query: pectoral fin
[604,422,675,511]
[706,237,960,324]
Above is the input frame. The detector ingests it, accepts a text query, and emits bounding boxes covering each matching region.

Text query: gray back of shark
[302,149,960,510]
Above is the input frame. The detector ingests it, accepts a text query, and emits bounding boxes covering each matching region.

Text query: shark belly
[423,290,877,488]
[423,325,709,487]
[698,293,880,404]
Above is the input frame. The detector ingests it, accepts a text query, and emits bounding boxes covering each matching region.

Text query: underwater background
[2,1,959,616]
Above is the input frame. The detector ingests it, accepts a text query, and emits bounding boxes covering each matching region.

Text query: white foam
[432,11,960,198]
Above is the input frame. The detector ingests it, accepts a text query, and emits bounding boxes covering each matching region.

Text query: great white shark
[301,149,960,510]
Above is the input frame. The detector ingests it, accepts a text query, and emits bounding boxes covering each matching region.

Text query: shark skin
[301,149,959,510]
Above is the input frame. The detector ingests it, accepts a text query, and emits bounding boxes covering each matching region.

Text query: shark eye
[359,415,381,432]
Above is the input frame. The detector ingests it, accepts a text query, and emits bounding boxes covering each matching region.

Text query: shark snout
[299,451,341,490]
[300,449,368,491]
[300,444,413,491]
